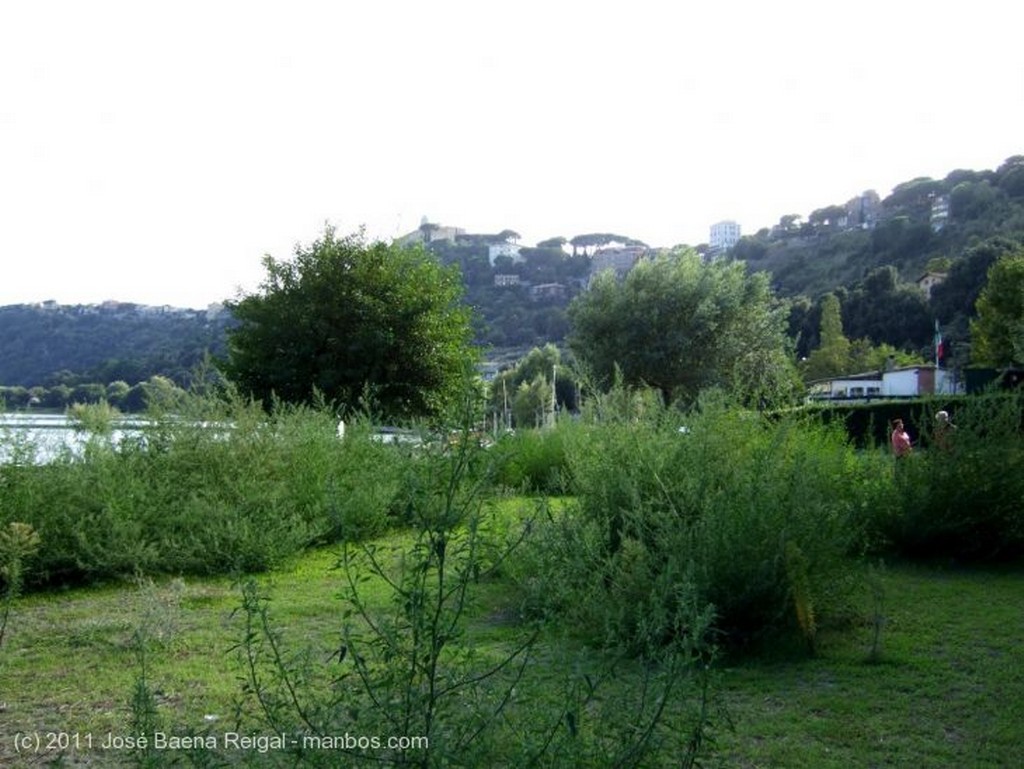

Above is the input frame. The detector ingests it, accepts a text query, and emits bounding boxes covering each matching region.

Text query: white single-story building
[808,365,958,401]
[807,371,883,400]
[881,365,956,396]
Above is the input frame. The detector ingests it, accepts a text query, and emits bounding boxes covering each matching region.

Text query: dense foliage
[509,388,1024,656]
[0,398,415,587]
[568,251,799,406]
[799,291,926,381]
[970,251,1024,366]
[223,228,477,420]
[745,157,1024,300]
[4,159,1024,393]
[0,302,232,387]
[485,343,578,430]
[510,391,878,653]
[879,393,1024,559]
[1,375,189,413]
[426,237,591,349]
[2,387,1022,647]
[751,157,1024,363]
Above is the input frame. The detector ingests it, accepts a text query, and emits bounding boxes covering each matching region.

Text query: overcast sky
[2,1,1021,308]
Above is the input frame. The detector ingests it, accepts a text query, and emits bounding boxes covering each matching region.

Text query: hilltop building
[844,190,881,229]
[930,195,951,232]
[709,220,741,255]
[395,218,466,247]
[588,245,647,282]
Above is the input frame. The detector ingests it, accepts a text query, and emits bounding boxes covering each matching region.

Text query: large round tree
[568,249,798,406]
[223,227,476,420]
[970,251,1024,367]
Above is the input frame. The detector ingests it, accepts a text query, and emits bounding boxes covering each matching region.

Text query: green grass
[2,527,1023,767]
[709,562,1024,768]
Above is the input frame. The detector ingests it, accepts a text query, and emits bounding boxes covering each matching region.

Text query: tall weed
[518,388,866,651]
[232,426,715,767]
[884,393,1024,560]
[487,426,570,494]
[0,392,414,587]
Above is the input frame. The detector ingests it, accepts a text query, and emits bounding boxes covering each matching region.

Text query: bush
[513,388,868,651]
[0,394,415,587]
[487,426,570,494]
[881,393,1024,560]
[232,429,716,768]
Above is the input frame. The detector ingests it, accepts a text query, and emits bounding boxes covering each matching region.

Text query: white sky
[1,1,1021,308]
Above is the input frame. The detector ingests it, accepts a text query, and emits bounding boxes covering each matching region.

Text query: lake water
[0,413,149,464]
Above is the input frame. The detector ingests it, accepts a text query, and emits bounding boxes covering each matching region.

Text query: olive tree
[568,249,799,406]
[223,227,477,420]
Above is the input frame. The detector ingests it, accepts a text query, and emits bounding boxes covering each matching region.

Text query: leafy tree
[106,380,131,407]
[223,227,476,420]
[996,155,1024,198]
[869,217,934,267]
[514,343,561,384]
[801,294,851,380]
[848,339,923,372]
[883,177,943,218]
[512,373,552,428]
[69,383,107,405]
[487,344,577,427]
[925,256,952,273]
[0,303,231,389]
[0,386,29,409]
[801,290,926,382]
[568,249,796,405]
[930,237,1020,355]
[777,213,802,233]
[568,232,646,256]
[950,180,1002,222]
[808,205,847,230]
[944,167,993,187]
[787,295,819,358]
[970,252,1024,366]
[731,232,769,261]
[841,266,932,350]
[41,384,71,409]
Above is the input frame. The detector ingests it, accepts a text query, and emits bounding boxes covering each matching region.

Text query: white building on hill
[709,220,741,255]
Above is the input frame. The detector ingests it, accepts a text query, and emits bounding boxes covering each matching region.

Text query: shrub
[232,427,716,768]
[514,388,867,651]
[882,393,1024,560]
[487,426,570,494]
[0,393,415,587]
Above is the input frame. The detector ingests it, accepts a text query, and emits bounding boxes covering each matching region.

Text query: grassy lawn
[2,528,1023,767]
[710,562,1024,768]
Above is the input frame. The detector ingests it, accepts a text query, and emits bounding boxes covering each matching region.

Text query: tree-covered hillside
[2,156,1022,390]
[424,236,592,349]
[0,302,233,388]
[736,156,1024,362]
[736,156,1024,298]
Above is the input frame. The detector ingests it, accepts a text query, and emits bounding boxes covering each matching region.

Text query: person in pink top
[890,418,912,457]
